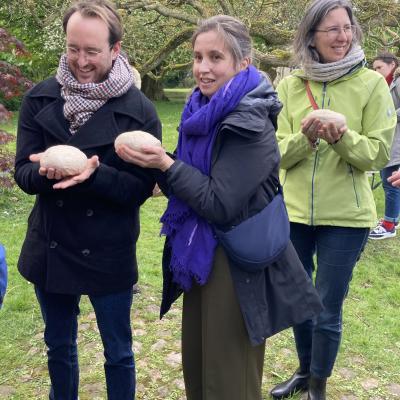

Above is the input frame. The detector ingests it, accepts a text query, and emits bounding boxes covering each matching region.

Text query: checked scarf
[56,53,134,134]
[161,65,261,291]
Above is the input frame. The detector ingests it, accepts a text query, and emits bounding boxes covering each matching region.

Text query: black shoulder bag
[214,185,290,272]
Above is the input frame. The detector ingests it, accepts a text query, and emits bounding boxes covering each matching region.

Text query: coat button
[50,241,58,249]
[56,200,63,207]
[86,209,94,217]
[245,278,251,284]
[82,249,90,256]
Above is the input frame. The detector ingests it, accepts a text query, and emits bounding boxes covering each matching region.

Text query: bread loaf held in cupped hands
[114,130,161,152]
[307,109,346,129]
[40,145,88,176]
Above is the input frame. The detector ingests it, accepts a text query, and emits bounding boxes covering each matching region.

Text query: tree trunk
[141,75,168,101]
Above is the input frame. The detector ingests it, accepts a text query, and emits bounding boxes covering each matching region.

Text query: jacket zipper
[311,82,327,225]
[348,164,360,208]
[310,151,318,225]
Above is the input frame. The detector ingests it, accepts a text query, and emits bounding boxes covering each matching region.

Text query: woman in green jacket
[269,0,396,399]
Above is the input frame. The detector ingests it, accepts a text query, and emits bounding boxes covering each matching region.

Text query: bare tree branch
[250,22,294,46]
[122,0,199,24]
[216,0,235,15]
[186,0,208,17]
[254,48,291,68]
[249,0,280,21]
[149,60,192,80]
[140,27,195,75]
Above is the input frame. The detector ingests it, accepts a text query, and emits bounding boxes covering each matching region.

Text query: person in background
[0,243,7,309]
[116,14,322,400]
[369,52,400,239]
[14,0,161,398]
[270,0,396,399]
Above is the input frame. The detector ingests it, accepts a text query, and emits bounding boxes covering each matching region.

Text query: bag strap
[304,80,319,110]
[304,80,321,150]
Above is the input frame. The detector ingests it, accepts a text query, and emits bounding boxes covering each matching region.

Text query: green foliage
[0,0,67,82]
[163,70,193,88]
[0,28,31,189]
[0,30,33,111]
[0,131,16,189]
[1,0,400,91]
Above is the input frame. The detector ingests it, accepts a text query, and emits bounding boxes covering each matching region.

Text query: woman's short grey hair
[293,0,362,66]
[191,15,253,67]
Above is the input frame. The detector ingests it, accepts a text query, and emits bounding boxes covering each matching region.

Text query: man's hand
[52,156,100,189]
[30,152,65,180]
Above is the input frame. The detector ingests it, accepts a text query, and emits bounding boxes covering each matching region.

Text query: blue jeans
[290,223,369,378]
[380,165,400,222]
[35,286,135,400]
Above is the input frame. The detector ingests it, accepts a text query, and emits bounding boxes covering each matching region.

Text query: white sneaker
[369,223,396,240]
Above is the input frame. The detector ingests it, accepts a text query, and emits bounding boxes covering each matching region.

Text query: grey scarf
[56,53,134,134]
[303,45,366,82]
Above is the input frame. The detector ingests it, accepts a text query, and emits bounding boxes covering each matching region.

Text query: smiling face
[373,59,396,78]
[192,30,249,98]
[65,12,120,84]
[312,7,353,63]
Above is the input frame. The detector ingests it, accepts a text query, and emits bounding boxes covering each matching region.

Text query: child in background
[369,52,400,240]
[0,244,7,308]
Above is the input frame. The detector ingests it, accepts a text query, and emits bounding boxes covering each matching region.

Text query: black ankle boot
[270,368,310,399]
[307,376,327,400]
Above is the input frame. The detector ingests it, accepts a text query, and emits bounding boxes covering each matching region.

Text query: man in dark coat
[14,1,161,399]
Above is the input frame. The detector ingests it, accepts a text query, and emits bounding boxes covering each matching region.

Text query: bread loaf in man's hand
[114,130,161,152]
[40,145,88,176]
[308,109,346,129]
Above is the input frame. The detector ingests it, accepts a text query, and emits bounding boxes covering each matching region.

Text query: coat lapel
[34,98,71,143]
[68,104,120,150]
[68,91,143,150]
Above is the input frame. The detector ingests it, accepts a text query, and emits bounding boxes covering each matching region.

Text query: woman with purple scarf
[117,15,322,400]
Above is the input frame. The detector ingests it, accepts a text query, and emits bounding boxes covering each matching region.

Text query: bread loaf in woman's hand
[40,145,87,176]
[308,109,346,129]
[114,130,161,152]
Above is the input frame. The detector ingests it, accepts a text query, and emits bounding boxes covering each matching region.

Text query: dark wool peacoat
[159,78,323,345]
[14,77,161,295]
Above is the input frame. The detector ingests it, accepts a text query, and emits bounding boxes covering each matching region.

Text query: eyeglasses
[314,25,356,39]
[66,45,113,61]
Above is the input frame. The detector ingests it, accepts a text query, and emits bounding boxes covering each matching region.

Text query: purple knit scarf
[161,65,261,291]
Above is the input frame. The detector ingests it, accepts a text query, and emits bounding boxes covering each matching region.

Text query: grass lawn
[0,98,399,399]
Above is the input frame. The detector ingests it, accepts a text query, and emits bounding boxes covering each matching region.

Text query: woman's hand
[52,156,99,189]
[116,144,174,172]
[300,116,322,142]
[301,112,347,145]
[300,116,323,149]
[318,122,347,144]
[387,170,400,187]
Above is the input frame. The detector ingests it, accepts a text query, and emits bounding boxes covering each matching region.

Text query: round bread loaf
[308,109,346,128]
[40,145,87,176]
[114,130,161,152]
